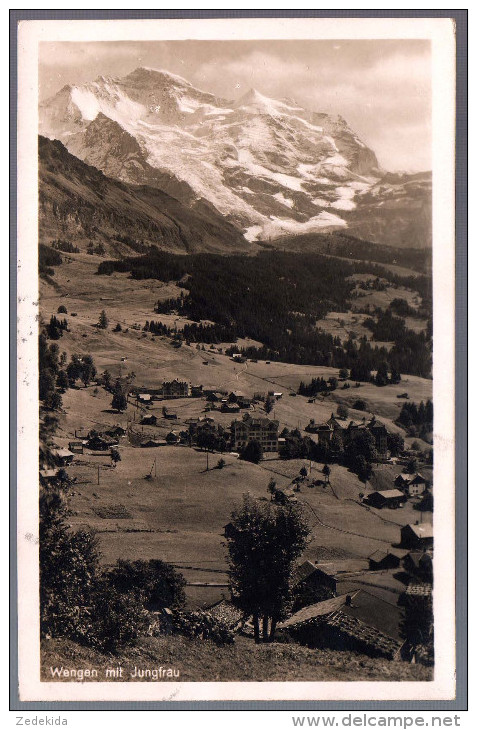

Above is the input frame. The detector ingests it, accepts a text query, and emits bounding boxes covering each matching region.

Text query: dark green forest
[97,249,432,378]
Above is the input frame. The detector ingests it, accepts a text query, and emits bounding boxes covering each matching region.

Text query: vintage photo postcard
[16,16,458,703]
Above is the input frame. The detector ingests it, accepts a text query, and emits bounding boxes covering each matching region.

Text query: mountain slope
[38,135,253,255]
[39,67,431,248]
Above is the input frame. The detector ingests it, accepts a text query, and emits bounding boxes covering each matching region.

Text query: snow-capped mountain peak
[39,68,430,247]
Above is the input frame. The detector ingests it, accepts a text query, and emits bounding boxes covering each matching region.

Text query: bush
[216,458,226,469]
[170,610,234,646]
[87,584,149,654]
[57,305,68,314]
[239,439,263,464]
[105,559,186,611]
[353,399,367,411]
[337,404,348,419]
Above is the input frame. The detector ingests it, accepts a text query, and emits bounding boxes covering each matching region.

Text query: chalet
[68,441,84,454]
[161,379,190,399]
[366,489,406,510]
[40,468,60,486]
[137,393,152,404]
[400,522,433,550]
[86,434,118,451]
[206,600,243,632]
[403,552,433,583]
[53,448,74,466]
[141,415,158,426]
[221,402,241,414]
[206,391,223,403]
[236,395,252,409]
[190,385,203,398]
[394,473,428,496]
[163,411,178,420]
[293,560,337,595]
[230,413,279,453]
[165,430,180,444]
[74,429,89,440]
[367,416,388,455]
[308,413,389,456]
[140,439,163,448]
[105,425,126,438]
[278,591,403,660]
[368,550,401,571]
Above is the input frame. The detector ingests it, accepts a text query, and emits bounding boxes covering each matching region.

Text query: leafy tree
[267,478,277,497]
[348,430,378,465]
[239,439,263,464]
[387,432,405,457]
[216,458,226,470]
[354,455,373,483]
[112,384,127,413]
[375,361,389,387]
[105,558,186,611]
[226,495,311,642]
[56,370,69,392]
[330,432,344,458]
[110,448,121,466]
[57,305,67,314]
[113,322,122,332]
[299,466,308,478]
[339,368,349,380]
[328,377,338,391]
[406,457,418,474]
[45,390,62,411]
[400,593,433,646]
[40,491,148,654]
[40,491,101,642]
[39,369,56,402]
[322,464,331,484]
[264,395,274,415]
[353,399,367,411]
[66,356,82,388]
[81,355,96,387]
[337,404,348,419]
[98,310,108,329]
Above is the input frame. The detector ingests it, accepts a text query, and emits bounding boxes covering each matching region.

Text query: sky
[39,40,432,172]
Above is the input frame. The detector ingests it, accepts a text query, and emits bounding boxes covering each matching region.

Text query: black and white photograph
[15,15,458,703]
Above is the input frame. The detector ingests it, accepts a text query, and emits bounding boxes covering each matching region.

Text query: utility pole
[97,465,100,485]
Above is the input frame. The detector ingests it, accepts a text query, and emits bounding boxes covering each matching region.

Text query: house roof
[54,448,74,458]
[404,551,424,568]
[370,489,405,500]
[368,550,400,563]
[325,611,402,658]
[40,469,59,478]
[410,473,427,483]
[293,560,318,585]
[278,593,355,628]
[404,523,433,539]
[338,588,403,641]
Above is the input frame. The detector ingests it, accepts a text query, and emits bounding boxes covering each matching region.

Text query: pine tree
[98,310,108,329]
